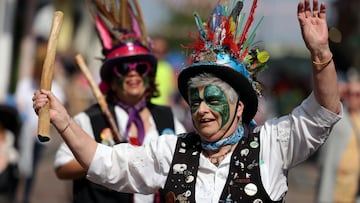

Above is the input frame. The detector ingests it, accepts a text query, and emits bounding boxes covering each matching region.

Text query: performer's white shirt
[69,93,340,202]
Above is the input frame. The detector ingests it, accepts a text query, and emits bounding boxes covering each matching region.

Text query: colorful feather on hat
[184,0,269,96]
[230,1,243,37]
[87,0,150,52]
[95,14,112,50]
[238,0,258,45]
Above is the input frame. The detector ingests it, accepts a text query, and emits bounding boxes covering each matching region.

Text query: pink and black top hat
[88,0,157,94]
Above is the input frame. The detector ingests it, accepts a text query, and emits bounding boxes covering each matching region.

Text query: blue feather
[209,4,224,32]
[193,12,208,42]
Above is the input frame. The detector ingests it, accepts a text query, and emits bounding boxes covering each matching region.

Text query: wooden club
[37,11,64,142]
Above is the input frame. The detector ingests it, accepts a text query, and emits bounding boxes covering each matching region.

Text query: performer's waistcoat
[162,128,284,203]
[72,102,174,203]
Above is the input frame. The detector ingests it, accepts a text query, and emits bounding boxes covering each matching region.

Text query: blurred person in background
[0,104,21,203]
[32,0,342,202]
[317,68,360,203]
[14,36,66,203]
[151,36,177,106]
[53,0,186,203]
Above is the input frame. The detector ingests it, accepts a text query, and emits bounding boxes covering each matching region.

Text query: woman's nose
[197,101,209,115]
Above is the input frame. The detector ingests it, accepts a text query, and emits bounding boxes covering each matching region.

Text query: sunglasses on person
[113,61,151,77]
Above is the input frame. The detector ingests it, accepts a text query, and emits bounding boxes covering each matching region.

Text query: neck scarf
[117,99,147,145]
[201,124,244,151]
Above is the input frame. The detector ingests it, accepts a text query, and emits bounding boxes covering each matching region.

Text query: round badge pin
[250,141,259,148]
[185,175,194,183]
[244,183,258,196]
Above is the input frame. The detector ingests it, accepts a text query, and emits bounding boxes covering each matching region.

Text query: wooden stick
[75,54,124,143]
[37,11,64,142]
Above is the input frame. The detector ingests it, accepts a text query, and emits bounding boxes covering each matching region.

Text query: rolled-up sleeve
[286,92,342,167]
[260,92,342,200]
[263,92,342,168]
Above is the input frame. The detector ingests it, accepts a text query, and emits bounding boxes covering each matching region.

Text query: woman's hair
[145,68,160,100]
[187,73,239,103]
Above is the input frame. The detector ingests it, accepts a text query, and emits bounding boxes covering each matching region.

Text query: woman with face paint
[188,76,245,166]
[51,1,186,203]
[33,0,342,202]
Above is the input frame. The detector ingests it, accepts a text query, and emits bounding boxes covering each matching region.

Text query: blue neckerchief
[201,124,244,151]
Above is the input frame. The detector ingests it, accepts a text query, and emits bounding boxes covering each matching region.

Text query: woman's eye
[190,100,201,106]
[207,97,220,105]
[209,100,220,105]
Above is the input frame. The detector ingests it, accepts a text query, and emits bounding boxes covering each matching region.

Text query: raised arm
[33,89,97,171]
[297,0,341,114]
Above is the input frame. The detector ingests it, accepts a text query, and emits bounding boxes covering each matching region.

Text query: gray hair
[187,73,239,103]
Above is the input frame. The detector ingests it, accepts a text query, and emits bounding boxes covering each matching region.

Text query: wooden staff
[37,11,64,142]
[75,54,124,143]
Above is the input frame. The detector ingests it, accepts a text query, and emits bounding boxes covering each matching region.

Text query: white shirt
[54,104,186,203]
[87,93,342,202]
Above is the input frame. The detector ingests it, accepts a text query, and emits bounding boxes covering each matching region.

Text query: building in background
[0,0,17,101]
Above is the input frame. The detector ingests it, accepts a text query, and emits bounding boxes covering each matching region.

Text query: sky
[139,0,337,56]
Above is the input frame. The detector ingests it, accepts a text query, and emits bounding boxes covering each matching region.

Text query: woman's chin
[199,133,221,143]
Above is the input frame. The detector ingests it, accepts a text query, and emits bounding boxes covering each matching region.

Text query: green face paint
[189,85,230,128]
[142,76,149,86]
[190,88,201,114]
[115,77,124,89]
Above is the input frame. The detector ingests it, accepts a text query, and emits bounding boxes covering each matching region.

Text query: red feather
[238,0,258,45]
[223,18,239,53]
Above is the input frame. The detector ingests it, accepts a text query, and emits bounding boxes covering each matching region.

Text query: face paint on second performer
[115,75,149,90]
[115,77,125,89]
[190,85,230,128]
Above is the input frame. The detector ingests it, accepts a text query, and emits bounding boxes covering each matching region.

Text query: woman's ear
[236,101,244,118]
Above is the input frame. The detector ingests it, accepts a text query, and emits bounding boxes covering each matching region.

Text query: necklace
[204,145,235,166]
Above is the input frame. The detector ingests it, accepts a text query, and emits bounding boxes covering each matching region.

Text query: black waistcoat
[162,128,284,203]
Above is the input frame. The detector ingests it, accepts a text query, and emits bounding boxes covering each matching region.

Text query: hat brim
[100,54,157,82]
[178,64,258,124]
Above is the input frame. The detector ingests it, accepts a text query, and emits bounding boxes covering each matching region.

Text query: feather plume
[238,0,258,45]
[129,9,140,38]
[87,0,151,51]
[120,0,129,30]
[241,16,264,56]
[235,13,246,42]
[109,0,119,23]
[209,4,223,32]
[194,12,208,42]
[95,14,113,50]
[132,0,149,48]
[184,0,268,96]
[92,0,118,26]
[230,1,243,38]
[230,1,243,22]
